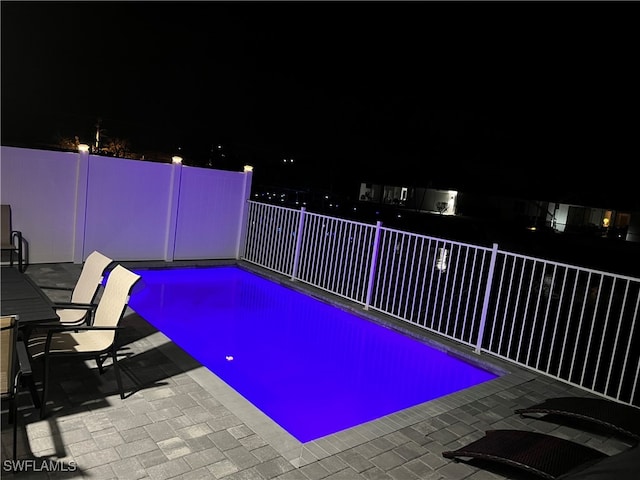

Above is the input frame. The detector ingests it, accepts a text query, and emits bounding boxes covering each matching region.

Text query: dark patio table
[1,266,60,324]
[1,266,60,408]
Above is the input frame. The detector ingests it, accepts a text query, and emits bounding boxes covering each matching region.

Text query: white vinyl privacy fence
[243,201,640,408]
[0,146,253,263]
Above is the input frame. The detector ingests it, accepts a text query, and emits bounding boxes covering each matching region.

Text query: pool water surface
[128,266,498,443]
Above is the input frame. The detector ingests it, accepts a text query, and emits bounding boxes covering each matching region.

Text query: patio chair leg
[111,349,124,399]
[22,374,41,409]
[96,355,103,373]
[7,397,15,424]
[40,355,50,419]
[12,397,18,461]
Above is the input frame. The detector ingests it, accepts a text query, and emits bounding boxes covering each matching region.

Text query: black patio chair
[1,204,24,272]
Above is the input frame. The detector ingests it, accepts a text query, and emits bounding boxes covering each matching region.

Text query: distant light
[244,165,254,172]
[436,247,448,272]
[78,144,89,152]
[172,156,183,164]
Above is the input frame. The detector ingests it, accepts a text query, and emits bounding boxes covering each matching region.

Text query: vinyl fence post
[164,161,183,262]
[236,167,253,260]
[475,242,499,354]
[72,148,90,264]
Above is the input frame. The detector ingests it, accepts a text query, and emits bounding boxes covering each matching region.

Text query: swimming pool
[128,266,498,443]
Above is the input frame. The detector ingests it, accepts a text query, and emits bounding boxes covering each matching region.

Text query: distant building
[357,182,639,243]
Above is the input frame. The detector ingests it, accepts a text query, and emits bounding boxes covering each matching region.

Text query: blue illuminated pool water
[128,266,497,442]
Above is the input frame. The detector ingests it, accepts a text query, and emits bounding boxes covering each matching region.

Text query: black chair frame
[1,204,25,272]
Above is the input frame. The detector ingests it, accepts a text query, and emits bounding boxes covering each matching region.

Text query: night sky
[2,1,639,209]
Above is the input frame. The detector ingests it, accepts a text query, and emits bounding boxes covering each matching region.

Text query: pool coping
[130,261,536,467]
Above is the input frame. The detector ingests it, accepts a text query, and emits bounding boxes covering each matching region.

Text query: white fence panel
[370,228,494,348]
[296,211,377,304]
[174,167,250,260]
[84,156,173,260]
[486,253,640,405]
[1,147,79,263]
[243,202,301,277]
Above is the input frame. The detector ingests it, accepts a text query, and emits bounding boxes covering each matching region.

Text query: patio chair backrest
[1,315,18,396]
[1,204,24,271]
[93,265,141,331]
[1,204,13,248]
[71,251,114,304]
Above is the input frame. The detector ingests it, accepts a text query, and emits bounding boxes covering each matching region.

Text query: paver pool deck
[1,260,634,479]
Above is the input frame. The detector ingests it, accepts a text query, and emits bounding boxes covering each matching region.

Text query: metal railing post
[364,221,383,310]
[290,207,306,282]
[475,242,499,354]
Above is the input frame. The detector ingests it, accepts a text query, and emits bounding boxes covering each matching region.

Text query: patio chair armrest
[38,285,74,292]
[43,325,124,355]
[43,325,125,349]
[16,339,33,377]
[52,302,98,310]
[45,324,124,335]
[72,325,124,331]
[11,230,23,245]
[51,302,98,326]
